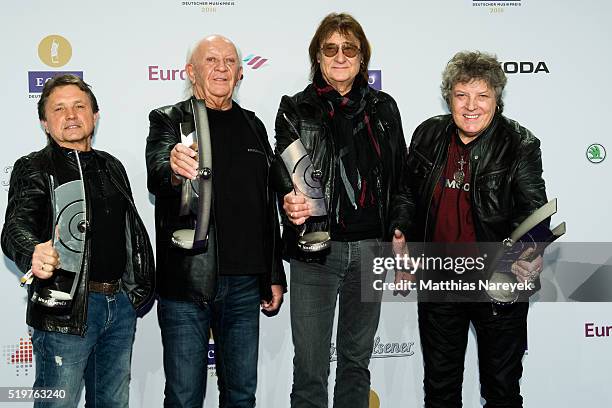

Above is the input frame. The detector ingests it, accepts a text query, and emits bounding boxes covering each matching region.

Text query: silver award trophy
[486,198,566,304]
[171,99,212,250]
[30,151,87,309]
[281,138,330,252]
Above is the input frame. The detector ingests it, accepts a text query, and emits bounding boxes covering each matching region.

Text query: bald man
[146,35,286,408]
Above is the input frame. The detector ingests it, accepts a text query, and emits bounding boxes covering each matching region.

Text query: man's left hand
[261,284,284,313]
[511,247,543,283]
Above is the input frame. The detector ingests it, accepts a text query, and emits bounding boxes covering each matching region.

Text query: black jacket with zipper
[271,83,413,261]
[406,113,548,243]
[146,98,286,303]
[1,141,155,336]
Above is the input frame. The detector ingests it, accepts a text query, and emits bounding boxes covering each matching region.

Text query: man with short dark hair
[146,35,285,407]
[2,74,155,407]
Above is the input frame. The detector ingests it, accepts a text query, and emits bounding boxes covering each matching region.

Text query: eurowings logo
[242,54,268,69]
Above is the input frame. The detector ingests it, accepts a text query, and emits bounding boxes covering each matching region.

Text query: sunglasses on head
[320,43,361,58]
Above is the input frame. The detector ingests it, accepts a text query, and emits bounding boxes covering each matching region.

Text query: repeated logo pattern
[3,331,33,376]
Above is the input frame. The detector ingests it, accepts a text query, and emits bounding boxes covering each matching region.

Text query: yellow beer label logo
[369,389,380,408]
[38,35,72,67]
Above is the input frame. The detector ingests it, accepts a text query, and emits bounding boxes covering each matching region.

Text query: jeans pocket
[32,330,46,357]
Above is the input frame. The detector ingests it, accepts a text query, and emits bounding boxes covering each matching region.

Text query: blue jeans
[290,240,382,408]
[158,275,260,408]
[32,291,137,408]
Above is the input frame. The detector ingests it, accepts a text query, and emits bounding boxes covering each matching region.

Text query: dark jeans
[418,302,529,408]
[290,239,382,408]
[158,275,260,408]
[32,291,137,408]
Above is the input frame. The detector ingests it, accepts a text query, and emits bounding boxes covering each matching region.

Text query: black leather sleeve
[146,108,181,198]
[1,157,52,274]
[253,115,287,289]
[384,97,416,240]
[511,132,548,229]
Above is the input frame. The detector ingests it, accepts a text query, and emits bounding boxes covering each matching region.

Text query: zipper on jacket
[74,150,90,337]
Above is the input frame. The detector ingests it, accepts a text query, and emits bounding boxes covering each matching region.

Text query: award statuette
[486,198,566,304]
[171,99,212,250]
[281,138,330,252]
[30,151,87,309]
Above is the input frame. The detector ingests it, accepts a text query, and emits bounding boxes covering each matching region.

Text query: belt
[89,280,121,295]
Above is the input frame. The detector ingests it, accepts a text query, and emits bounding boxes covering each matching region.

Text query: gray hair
[441,51,507,113]
[184,35,242,97]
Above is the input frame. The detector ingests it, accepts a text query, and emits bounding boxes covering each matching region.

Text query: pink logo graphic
[3,331,33,376]
[242,54,268,69]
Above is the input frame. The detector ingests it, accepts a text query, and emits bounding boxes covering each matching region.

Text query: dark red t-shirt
[431,134,477,243]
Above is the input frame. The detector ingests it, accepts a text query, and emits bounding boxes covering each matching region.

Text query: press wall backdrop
[1,0,611,406]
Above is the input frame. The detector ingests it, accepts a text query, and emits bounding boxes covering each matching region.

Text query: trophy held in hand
[281,138,330,253]
[486,198,566,304]
[172,99,212,250]
[30,153,87,309]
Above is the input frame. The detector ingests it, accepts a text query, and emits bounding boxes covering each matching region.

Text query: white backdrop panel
[0,0,610,406]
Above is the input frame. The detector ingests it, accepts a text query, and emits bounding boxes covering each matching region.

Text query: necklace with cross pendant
[453,155,466,185]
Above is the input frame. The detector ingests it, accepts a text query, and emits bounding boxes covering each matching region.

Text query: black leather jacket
[1,141,155,336]
[271,84,412,260]
[406,113,548,242]
[146,98,286,303]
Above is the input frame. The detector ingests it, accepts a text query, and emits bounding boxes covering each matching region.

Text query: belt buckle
[89,280,121,295]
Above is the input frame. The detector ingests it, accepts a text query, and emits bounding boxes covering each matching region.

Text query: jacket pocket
[474,167,511,218]
[476,167,509,192]
[407,149,432,178]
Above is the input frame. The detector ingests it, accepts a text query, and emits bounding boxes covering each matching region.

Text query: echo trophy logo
[2,330,33,377]
[242,55,268,70]
[330,336,415,362]
[586,144,606,164]
[28,35,83,96]
[38,35,72,67]
[369,389,380,408]
[180,1,238,13]
[368,70,382,91]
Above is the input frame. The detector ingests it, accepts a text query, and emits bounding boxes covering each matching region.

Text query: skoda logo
[586,143,606,164]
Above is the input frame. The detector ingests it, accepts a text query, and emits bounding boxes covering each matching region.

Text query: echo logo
[28,71,84,94]
[242,55,268,69]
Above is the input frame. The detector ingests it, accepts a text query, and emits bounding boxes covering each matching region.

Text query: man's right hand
[31,240,59,279]
[283,191,311,225]
[170,143,198,184]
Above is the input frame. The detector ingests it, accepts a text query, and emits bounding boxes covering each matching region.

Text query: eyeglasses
[320,43,361,58]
